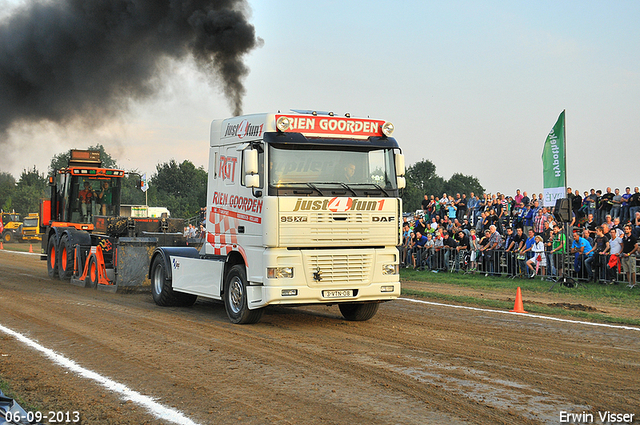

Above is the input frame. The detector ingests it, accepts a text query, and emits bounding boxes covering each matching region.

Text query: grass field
[0,241,41,253]
[401,268,640,326]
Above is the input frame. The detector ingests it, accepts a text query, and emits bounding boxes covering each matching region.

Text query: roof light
[276,116,292,132]
[382,122,395,137]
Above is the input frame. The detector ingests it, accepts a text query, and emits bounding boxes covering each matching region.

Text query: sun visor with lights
[69,168,124,177]
[275,114,394,139]
[263,132,400,149]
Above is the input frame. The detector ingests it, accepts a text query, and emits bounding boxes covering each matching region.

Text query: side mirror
[395,153,405,189]
[395,153,405,176]
[246,174,259,188]
[243,149,260,190]
[244,149,258,175]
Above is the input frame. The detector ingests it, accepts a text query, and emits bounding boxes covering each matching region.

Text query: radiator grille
[305,253,374,286]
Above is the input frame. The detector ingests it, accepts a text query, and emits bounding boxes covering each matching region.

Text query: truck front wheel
[47,237,58,278]
[339,302,380,321]
[150,256,197,307]
[223,265,263,324]
[3,232,12,243]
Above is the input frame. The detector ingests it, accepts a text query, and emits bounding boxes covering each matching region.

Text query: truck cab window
[268,145,397,196]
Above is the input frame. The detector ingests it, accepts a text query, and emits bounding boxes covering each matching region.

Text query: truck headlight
[276,116,292,132]
[382,122,395,136]
[382,264,399,275]
[267,267,294,279]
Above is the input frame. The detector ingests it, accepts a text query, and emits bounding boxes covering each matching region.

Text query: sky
[1,0,639,198]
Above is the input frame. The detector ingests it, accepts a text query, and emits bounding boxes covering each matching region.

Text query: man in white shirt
[604,229,623,284]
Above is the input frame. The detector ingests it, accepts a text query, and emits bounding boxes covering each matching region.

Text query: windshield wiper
[305,182,324,196]
[318,182,358,196]
[370,183,390,197]
[339,182,390,197]
[271,182,327,196]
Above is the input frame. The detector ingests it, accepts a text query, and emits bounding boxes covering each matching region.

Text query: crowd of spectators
[183,223,203,238]
[401,187,640,288]
[183,207,208,239]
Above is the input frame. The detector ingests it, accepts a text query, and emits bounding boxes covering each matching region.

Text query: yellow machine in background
[1,212,22,243]
[20,213,42,242]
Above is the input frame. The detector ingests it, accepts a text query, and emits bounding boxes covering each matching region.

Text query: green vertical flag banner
[542,110,566,207]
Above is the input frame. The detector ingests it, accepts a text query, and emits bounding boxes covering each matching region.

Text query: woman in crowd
[526,235,546,278]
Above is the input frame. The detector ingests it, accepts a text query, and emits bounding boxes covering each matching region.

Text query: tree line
[401,158,484,212]
[0,145,207,219]
[0,147,484,219]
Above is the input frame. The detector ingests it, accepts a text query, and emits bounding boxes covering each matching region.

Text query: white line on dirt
[0,323,203,425]
[0,250,40,256]
[399,297,640,332]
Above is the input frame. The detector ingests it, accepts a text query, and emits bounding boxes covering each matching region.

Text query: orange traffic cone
[0,241,3,250]
[510,287,527,313]
[29,244,33,253]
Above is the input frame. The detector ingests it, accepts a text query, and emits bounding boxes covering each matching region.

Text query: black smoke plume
[0,0,259,136]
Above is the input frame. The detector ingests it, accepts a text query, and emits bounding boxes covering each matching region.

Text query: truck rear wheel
[58,235,75,281]
[150,256,197,307]
[47,236,58,278]
[338,302,380,321]
[223,265,263,324]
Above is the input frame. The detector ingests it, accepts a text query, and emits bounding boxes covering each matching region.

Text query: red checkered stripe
[206,213,237,255]
[206,209,247,262]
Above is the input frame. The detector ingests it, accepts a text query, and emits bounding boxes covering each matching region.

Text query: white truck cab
[150,111,405,324]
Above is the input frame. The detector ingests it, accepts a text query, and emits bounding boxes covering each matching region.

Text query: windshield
[23,218,38,227]
[2,213,20,222]
[268,145,397,193]
[67,176,121,221]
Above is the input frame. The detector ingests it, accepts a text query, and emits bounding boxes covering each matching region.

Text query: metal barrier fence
[401,246,639,284]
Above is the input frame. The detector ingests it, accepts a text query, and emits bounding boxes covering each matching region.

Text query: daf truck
[150,111,406,324]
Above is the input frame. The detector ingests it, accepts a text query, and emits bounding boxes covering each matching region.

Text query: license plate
[323,290,353,298]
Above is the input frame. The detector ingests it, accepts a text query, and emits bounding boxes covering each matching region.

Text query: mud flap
[247,285,265,309]
[115,237,158,290]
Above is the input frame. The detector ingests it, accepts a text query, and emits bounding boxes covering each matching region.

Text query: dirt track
[1,249,639,425]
